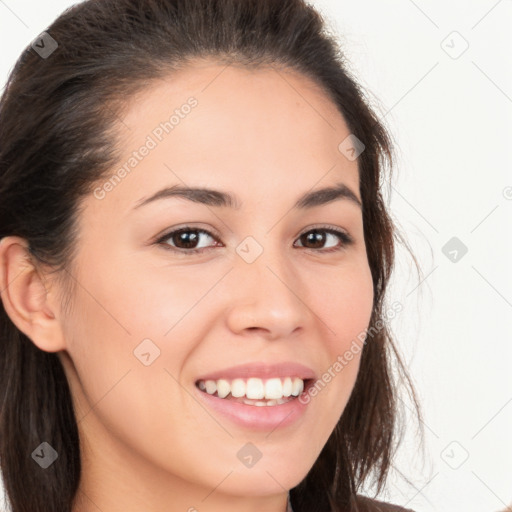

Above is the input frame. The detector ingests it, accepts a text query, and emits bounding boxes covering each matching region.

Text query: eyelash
[154,224,354,255]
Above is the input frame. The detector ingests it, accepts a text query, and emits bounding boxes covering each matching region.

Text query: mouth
[194,377,316,407]
[193,363,317,430]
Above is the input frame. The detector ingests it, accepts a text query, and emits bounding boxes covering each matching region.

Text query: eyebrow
[132,181,362,211]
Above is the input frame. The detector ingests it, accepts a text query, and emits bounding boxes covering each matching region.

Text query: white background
[0,1,511,511]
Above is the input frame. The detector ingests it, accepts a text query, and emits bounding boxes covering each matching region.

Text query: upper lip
[195,362,317,383]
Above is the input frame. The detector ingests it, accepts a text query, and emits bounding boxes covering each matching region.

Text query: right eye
[155,227,222,254]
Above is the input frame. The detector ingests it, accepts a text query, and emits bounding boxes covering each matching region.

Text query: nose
[224,243,312,340]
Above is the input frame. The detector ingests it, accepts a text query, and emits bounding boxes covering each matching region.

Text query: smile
[195,376,309,405]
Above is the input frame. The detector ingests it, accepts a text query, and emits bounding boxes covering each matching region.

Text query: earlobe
[0,236,66,353]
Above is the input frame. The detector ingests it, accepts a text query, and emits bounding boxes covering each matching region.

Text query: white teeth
[291,378,304,396]
[230,378,246,398]
[243,398,285,406]
[204,380,217,395]
[246,378,265,399]
[265,378,283,399]
[216,379,230,399]
[197,376,306,401]
[282,377,293,397]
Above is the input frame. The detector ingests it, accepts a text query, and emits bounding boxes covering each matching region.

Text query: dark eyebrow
[132,182,362,211]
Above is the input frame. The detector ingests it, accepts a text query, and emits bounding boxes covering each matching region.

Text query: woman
[0,1,423,511]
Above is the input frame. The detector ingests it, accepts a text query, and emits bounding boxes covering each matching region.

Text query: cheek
[300,259,373,424]
[308,258,374,349]
[69,244,213,355]
[62,249,221,418]
[60,270,210,481]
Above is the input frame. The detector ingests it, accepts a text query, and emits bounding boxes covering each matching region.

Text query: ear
[0,236,66,352]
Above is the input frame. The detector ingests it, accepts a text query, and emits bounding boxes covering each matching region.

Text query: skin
[0,60,374,512]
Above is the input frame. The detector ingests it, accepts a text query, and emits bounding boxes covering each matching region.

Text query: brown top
[355,495,415,512]
[287,493,415,512]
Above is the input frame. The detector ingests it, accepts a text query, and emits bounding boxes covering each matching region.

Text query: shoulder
[354,495,416,512]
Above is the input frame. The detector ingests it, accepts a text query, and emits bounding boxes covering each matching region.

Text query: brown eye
[157,227,220,254]
[294,227,353,252]
[155,225,353,255]
[299,230,326,249]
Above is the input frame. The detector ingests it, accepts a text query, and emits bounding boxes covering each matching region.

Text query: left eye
[155,226,353,254]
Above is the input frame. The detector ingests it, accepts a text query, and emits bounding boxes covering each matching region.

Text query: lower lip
[194,383,312,431]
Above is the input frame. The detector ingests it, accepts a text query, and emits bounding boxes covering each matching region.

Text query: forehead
[94,60,360,215]
[121,59,354,158]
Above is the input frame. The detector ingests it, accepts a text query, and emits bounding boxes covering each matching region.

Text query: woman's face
[57,61,374,510]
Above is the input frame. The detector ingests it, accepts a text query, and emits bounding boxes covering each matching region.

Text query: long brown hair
[0,1,424,511]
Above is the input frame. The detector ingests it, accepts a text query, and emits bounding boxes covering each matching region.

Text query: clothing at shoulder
[355,495,415,512]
